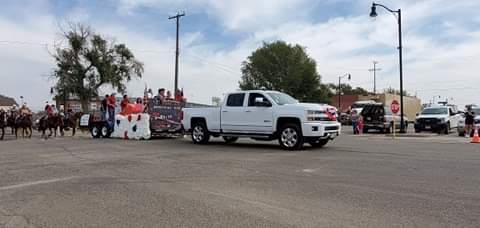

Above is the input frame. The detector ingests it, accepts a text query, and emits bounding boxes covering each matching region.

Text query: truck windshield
[267,92,298,105]
[352,103,368,109]
[422,108,448,115]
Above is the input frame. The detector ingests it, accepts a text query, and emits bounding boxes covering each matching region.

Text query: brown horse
[0,110,6,140]
[61,112,83,136]
[39,115,64,139]
[15,114,33,138]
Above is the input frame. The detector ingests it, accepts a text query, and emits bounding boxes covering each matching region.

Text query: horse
[61,112,83,136]
[0,110,6,140]
[15,114,33,138]
[38,114,64,139]
[6,112,17,134]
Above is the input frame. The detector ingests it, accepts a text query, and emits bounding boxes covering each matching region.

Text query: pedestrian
[357,114,364,134]
[465,107,475,137]
[351,110,359,135]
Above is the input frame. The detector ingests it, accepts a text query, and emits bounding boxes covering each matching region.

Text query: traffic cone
[471,128,480,144]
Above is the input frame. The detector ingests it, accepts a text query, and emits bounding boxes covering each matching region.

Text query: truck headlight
[306,110,321,121]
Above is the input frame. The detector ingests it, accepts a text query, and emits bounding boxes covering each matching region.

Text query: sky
[0,0,479,111]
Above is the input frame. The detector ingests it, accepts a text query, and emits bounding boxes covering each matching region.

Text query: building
[331,93,422,121]
[0,95,18,111]
[55,96,102,112]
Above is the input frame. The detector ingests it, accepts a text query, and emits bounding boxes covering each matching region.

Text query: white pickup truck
[182,90,341,150]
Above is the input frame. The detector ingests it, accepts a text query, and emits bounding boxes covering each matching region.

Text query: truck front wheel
[192,122,210,144]
[278,124,304,150]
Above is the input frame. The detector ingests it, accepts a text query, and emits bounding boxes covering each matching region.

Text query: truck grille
[418,118,439,125]
[325,126,339,131]
[313,117,333,121]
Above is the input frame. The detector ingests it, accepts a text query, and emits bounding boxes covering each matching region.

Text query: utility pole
[368,61,381,94]
[169,12,186,94]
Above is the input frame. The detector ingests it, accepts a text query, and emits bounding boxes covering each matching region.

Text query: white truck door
[221,93,247,133]
[243,93,274,134]
[449,108,458,128]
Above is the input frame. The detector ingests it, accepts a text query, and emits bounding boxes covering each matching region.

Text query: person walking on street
[465,107,475,137]
[351,110,359,135]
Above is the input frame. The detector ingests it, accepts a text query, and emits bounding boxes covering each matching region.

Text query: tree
[384,87,409,96]
[326,83,369,95]
[239,41,328,103]
[52,23,144,112]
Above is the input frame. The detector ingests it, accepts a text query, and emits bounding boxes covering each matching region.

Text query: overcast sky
[0,0,479,110]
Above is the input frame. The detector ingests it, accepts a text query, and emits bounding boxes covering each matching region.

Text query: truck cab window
[226,93,245,107]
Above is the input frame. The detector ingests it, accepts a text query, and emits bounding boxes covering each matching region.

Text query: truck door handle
[222,110,228,113]
[245,110,251,112]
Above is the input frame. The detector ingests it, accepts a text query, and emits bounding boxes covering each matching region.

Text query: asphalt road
[1,131,479,228]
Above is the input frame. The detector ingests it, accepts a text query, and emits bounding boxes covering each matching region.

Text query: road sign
[391,100,400,114]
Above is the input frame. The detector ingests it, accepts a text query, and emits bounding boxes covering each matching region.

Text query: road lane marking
[0,176,78,191]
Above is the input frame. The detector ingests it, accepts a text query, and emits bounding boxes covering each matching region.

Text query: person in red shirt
[107,93,116,122]
[120,95,129,113]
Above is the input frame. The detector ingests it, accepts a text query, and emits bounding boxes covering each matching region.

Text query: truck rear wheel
[101,125,111,138]
[91,125,101,138]
[278,124,304,150]
[191,122,210,144]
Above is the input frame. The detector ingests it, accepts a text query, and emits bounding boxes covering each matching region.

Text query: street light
[370,2,406,133]
[338,73,351,112]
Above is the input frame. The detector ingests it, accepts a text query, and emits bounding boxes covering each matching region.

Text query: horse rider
[17,103,32,122]
[10,104,18,116]
[19,103,31,116]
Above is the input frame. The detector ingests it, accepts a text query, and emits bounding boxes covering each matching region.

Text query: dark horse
[15,114,33,138]
[39,115,64,139]
[61,112,83,136]
[0,110,6,140]
[6,112,17,134]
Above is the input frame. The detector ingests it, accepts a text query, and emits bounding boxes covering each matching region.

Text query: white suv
[414,105,462,134]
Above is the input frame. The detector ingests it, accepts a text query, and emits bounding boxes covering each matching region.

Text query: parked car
[414,105,461,134]
[457,107,480,136]
[351,100,377,116]
[360,103,408,133]
[182,90,341,150]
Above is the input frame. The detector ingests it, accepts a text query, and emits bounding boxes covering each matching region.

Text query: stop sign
[391,100,400,114]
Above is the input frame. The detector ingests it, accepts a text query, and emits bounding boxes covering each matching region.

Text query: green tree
[239,41,328,103]
[384,87,409,96]
[52,24,144,111]
[326,83,369,95]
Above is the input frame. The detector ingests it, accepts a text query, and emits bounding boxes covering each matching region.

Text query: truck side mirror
[254,97,271,107]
